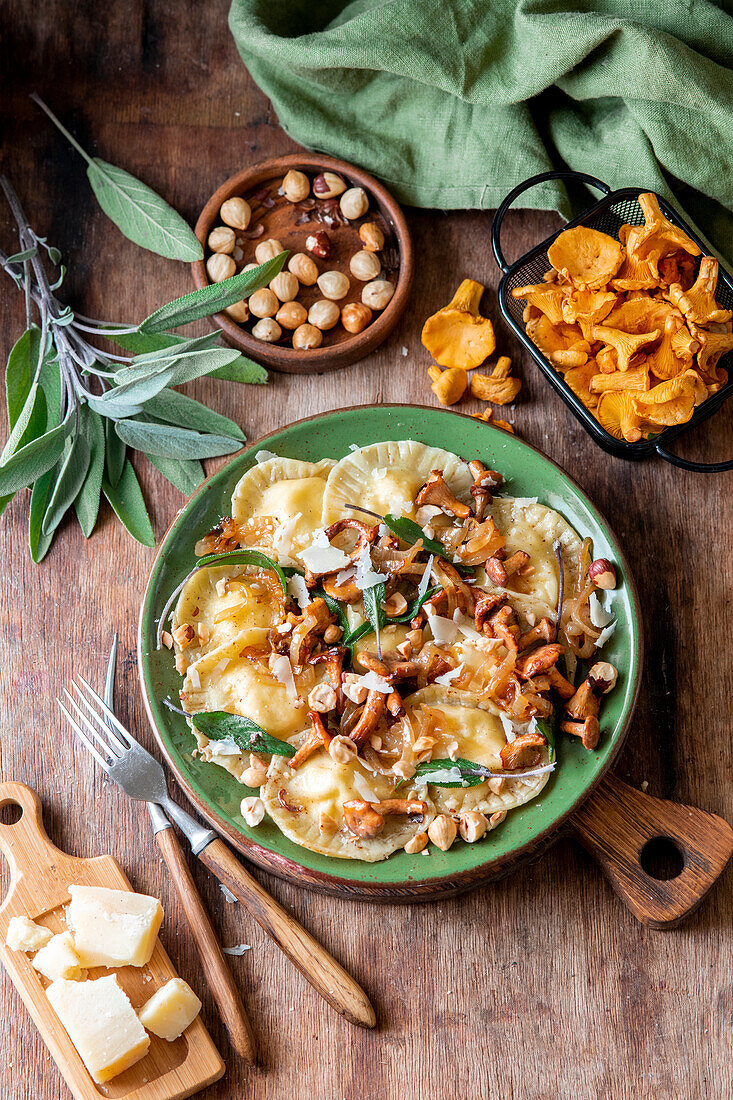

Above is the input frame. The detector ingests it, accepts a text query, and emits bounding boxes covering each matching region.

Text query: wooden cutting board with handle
[0,781,225,1100]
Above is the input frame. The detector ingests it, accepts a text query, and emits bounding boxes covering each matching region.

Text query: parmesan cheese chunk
[5,914,53,952]
[32,931,86,981]
[67,885,163,969]
[46,975,150,1084]
[138,977,202,1041]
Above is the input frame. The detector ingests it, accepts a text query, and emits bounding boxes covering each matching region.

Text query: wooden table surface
[1,5,732,1099]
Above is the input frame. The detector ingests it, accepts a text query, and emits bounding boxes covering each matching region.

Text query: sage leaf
[102,347,243,409]
[209,359,268,384]
[144,388,245,440]
[103,459,155,547]
[86,159,203,261]
[104,331,187,356]
[190,711,295,759]
[29,466,57,562]
[383,514,455,565]
[39,354,63,427]
[409,758,493,788]
[104,417,126,487]
[0,419,71,495]
[138,254,288,333]
[127,332,222,367]
[195,549,288,596]
[363,582,386,656]
[42,431,90,536]
[0,330,50,510]
[145,453,204,494]
[114,418,242,460]
[74,406,106,537]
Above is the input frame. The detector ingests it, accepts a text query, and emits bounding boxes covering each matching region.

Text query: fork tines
[57,676,133,771]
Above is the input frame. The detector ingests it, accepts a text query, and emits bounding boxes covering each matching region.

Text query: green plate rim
[138,404,643,900]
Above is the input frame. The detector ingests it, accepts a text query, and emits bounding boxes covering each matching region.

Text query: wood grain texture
[0,782,224,1099]
[1,4,732,1099]
[155,827,256,1063]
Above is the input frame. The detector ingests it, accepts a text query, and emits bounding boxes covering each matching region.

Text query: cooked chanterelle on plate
[159,440,620,861]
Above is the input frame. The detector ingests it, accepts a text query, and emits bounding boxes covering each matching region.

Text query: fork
[101,635,256,1063]
[57,671,376,1031]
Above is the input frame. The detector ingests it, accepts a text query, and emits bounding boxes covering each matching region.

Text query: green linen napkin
[228,0,733,264]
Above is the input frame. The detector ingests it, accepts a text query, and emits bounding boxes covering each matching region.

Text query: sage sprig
[190,711,296,759]
[0,177,275,561]
[31,94,203,262]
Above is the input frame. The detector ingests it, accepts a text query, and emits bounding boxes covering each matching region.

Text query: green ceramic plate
[138,405,642,900]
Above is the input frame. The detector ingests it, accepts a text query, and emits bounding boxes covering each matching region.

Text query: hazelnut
[240,796,265,827]
[317,270,350,301]
[404,832,429,855]
[252,317,282,342]
[306,231,332,259]
[207,226,236,254]
[270,270,300,302]
[249,288,279,318]
[489,810,507,830]
[255,238,285,264]
[292,323,323,349]
[225,299,250,323]
[281,169,310,203]
[276,301,308,330]
[173,623,195,650]
[362,279,395,310]
[323,624,342,643]
[232,244,244,263]
[406,628,423,650]
[206,252,236,283]
[339,187,369,220]
[220,196,251,230]
[341,302,372,334]
[588,558,617,589]
[242,753,268,786]
[313,171,346,199]
[588,661,618,694]
[349,250,381,281]
[308,299,340,330]
[383,591,408,617]
[427,814,458,851]
[308,683,338,713]
[288,252,319,286]
[242,262,258,272]
[458,810,489,843]
[359,222,385,252]
[328,734,358,765]
[342,675,368,704]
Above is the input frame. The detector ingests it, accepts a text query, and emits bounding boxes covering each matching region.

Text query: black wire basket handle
[491,170,611,274]
[653,438,733,473]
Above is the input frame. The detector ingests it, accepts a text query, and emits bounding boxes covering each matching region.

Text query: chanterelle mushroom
[416,470,471,519]
[343,798,428,839]
[289,597,333,667]
[500,732,546,770]
[421,278,496,369]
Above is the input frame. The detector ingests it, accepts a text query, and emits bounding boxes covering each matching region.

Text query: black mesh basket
[492,170,733,473]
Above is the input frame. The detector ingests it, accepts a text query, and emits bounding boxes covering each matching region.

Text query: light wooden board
[1,4,732,1099]
[0,783,224,1100]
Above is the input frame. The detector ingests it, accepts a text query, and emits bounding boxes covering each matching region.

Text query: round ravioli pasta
[321,440,472,525]
[173,566,282,654]
[262,751,435,861]
[482,498,583,618]
[231,456,336,565]
[403,686,551,815]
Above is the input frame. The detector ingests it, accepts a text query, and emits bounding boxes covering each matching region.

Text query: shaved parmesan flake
[222,943,251,956]
[215,577,229,598]
[512,497,538,511]
[499,713,516,742]
[270,654,298,700]
[426,612,458,645]
[188,667,201,691]
[255,449,277,463]
[595,621,616,648]
[348,443,360,452]
[300,529,350,574]
[355,543,388,592]
[358,671,393,694]
[434,664,463,686]
[273,512,302,560]
[212,658,231,677]
[417,555,434,599]
[335,564,356,586]
[352,772,381,802]
[414,767,464,787]
[589,592,613,628]
[287,573,311,610]
[453,609,481,641]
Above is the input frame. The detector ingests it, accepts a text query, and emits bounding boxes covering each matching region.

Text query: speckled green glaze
[138,405,642,897]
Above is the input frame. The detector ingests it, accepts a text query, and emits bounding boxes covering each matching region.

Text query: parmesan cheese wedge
[138,977,202,1041]
[46,975,150,1084]
[32,931,85,982]
[67,885,163,969]
[5,914,53,952]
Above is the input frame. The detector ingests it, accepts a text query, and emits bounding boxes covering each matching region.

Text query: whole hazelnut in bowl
[192,153,413,373]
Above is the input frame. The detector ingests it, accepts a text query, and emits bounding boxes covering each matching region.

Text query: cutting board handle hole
[0,801,23,826]
[639,836,684,880]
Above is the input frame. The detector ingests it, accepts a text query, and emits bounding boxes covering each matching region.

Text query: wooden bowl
[192,154,414,374]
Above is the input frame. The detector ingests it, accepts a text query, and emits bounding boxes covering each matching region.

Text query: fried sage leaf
[191,711,295,758]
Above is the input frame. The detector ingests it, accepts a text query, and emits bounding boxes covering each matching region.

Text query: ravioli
[173,566,282,654]
[262,752,435,861]
[403,687,550,815]
[231,456,335,565]
[321,440,472,524]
